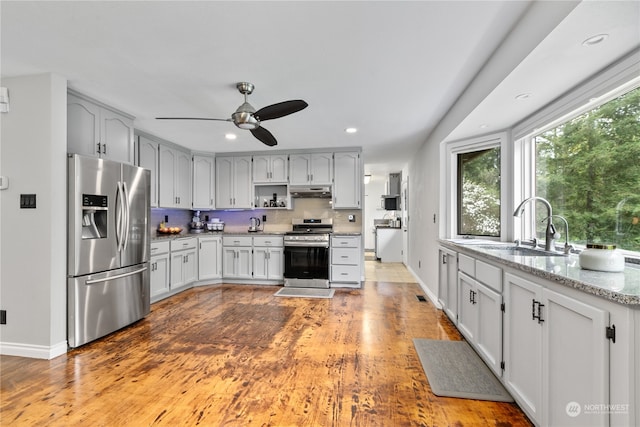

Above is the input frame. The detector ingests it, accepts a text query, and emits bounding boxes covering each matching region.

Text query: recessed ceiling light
[225,133,237,140]
[582,33,609,47]
[479,124,488,129]
[515,93,532,101]
[345,127,358,134]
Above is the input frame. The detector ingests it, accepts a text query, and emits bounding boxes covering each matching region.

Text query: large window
[534,86,640,251]
[457,147,501,237]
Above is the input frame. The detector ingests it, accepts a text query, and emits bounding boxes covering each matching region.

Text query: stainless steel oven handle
[284,242,329,248]
[85,266,148,285]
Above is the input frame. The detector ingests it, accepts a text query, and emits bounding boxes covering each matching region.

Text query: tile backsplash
[151,198,361,235]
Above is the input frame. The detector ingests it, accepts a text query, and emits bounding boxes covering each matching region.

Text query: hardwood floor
[1,262,532,426]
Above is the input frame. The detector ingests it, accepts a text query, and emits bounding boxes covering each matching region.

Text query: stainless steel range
[283,218,333,288]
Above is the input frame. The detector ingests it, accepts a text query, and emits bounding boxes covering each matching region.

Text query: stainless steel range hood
[289,185,332,198]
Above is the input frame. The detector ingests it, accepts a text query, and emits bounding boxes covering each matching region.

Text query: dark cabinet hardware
[606,324,616,343]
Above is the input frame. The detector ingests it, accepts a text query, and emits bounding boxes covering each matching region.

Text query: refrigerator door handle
[122,181,130,251]
[85,266,148,285]
[115,181,123,252]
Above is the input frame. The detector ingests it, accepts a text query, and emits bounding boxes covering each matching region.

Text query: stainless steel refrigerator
[67,154,150,348]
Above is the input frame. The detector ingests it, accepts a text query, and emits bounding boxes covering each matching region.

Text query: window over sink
[533,84,640,252]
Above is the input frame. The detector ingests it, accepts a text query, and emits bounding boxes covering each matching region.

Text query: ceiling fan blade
[254,100,308,121]
[156,117,231,122]
[251,126,278,147]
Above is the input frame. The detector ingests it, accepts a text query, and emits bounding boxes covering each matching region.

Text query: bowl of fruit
[157,225,182,235]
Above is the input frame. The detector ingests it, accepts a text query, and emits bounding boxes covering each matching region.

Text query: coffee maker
[249,217,261,232]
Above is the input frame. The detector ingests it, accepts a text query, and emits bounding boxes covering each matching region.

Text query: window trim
[512,54,640,257]
[441,131,510,240]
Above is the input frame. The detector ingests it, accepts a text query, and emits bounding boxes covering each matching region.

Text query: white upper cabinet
[333,151,361,208]
[136,135,159,207]
[192,154,215,209]
[253,154,288,183]
[215,156,253,209]
[67,92,134,164]
[159,145,192,208]
[289,153,333,185]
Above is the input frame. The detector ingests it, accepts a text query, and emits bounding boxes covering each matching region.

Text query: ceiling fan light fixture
[232,111,260,130]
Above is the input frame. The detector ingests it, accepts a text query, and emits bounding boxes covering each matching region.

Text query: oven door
[284,244,329,282]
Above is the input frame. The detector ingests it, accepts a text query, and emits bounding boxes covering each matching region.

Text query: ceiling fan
[156,82,308,147]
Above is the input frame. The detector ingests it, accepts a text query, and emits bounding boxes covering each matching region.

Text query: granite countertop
[152,230,287,241]
[440,239,640,306]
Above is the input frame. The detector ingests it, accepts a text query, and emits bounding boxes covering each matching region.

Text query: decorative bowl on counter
[157,226,182,235]
[579,244,625,272]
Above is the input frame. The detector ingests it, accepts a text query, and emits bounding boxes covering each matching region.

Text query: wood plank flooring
[1,262,532,426]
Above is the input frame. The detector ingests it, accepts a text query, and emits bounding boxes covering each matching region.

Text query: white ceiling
[2,1,639,175]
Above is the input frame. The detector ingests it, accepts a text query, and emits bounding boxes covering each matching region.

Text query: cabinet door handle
[532,299,544,323]
[537,302,544,323]
[102,144,107,154]
[97,142,102,154]
[442,254,447,264]
[341,255,348,258]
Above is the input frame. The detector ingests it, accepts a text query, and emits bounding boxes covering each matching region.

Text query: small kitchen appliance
[190,210,204,233]
[249,216,261,232]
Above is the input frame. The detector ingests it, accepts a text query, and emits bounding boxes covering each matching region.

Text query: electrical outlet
[0,310,6,325]
[164,215,169,223]
[418,260,421,268]
[348,214,355,222]
[262,215,267,222]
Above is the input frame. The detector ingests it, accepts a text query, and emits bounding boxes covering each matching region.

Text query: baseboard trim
[1,340,67,360]
[407,265,442,309]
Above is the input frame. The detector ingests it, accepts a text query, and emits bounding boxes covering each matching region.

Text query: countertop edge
[439,240,640,306]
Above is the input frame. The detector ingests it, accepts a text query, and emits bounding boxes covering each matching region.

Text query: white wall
[406,140,440,301]
[0,73,68,358]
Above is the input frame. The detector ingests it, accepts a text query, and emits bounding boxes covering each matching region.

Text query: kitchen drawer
[458,253,475,276]
[331,265,360,282]
[171,237,196,252]
[222,236,253,247]
[253,235,284,247]
[475,259,502,292]
[331,236,359,248]
[331,248,359,265]
[151,240,170,255]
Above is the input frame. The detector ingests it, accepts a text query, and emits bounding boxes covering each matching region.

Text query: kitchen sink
[476,245,567,257]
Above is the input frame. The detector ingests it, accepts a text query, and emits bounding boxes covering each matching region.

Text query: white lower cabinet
[457,271,503,376]
[198,236,222,281]
[438,247,458,324]
[504,272,610,427]
[252,236,284,281]
[330,235,362,287]
[170,238,198,290]
[150,241,170,300]
[222,236,253,279]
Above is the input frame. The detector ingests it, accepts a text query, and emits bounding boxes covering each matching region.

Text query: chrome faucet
[513,197,558,252]
[542,215,573,254]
